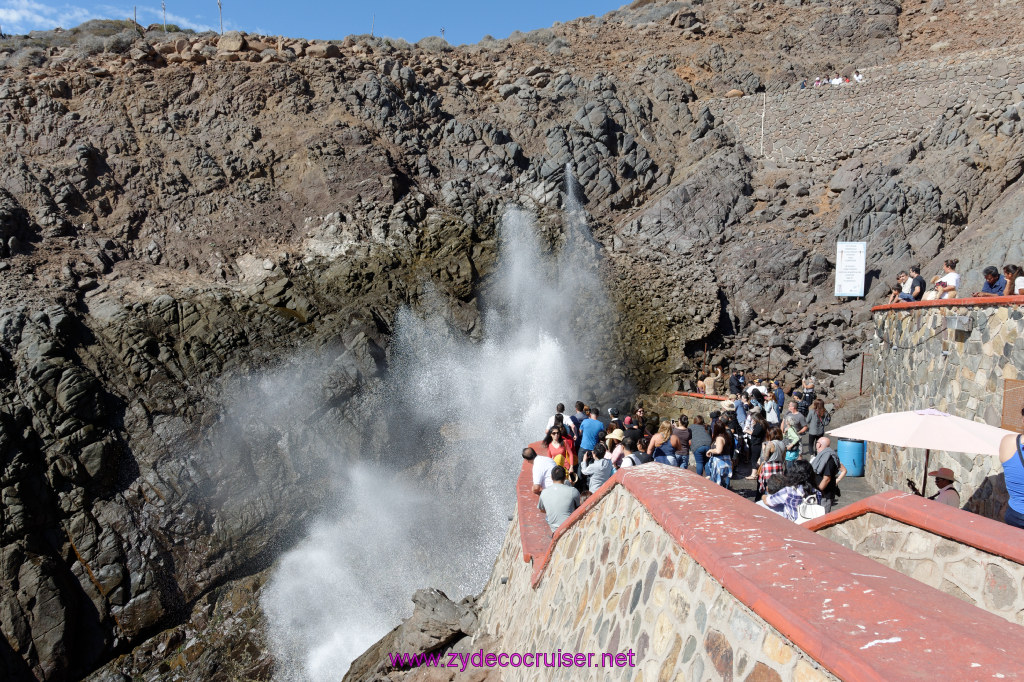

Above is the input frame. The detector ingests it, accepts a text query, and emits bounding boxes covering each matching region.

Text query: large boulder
[811,339,845,373]
[306,43,341,59]
[217,31,247,51]
[793,330,818,355]
[829,159,864,193]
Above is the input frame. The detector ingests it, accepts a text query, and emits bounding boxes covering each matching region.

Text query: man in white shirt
[545,403,576,438]
[926,468,961,508]
[523,446,556,494]
[897,270,913,292]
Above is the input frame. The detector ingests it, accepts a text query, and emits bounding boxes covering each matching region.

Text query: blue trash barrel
[837,438,865,477]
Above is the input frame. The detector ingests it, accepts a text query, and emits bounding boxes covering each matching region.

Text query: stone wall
[705,46,1024,165]
[870,298,1024,519]
[473,464,1024,680]
[477,487,837,682]
[819,512,1024,625]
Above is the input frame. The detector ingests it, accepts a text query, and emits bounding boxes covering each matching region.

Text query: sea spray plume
[559,164,626,399]
[262,203,611,680]
[191,340,379,540]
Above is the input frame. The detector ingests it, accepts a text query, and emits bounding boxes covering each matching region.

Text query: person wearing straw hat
[925,468,960,507]
[908,466,960,507]
[605,428,625,467]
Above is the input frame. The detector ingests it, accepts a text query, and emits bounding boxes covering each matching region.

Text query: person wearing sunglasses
[543,422,575,472]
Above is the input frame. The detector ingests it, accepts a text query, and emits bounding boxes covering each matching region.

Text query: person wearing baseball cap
[608,407,623,432]
[927,468,960,508]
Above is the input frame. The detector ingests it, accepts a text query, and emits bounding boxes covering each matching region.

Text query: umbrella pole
[921,449,930,497]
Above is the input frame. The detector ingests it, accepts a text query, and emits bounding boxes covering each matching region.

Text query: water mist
[262,190,611,680]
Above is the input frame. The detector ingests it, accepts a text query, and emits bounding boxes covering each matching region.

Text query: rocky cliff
[1,0,1023,678]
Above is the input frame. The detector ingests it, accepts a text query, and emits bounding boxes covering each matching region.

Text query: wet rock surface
[343,589,485,682]
[0,1,1022,679]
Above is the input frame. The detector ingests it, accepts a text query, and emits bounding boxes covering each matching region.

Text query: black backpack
[627,450,653,466]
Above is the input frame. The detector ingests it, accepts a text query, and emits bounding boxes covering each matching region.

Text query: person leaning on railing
[1003,264,1024,296]
[972,266,1006,297]
[931,259,959,299]
[886,284,903,305]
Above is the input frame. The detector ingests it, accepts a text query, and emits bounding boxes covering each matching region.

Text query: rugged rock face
[0,1,1023,678]
[84,571,273,681]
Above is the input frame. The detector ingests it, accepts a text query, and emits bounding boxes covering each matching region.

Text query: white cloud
[0,0,94,33]
[0,0,213,35]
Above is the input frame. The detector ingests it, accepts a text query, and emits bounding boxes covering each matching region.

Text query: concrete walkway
[728,470,877,512]
[678,457,878,512]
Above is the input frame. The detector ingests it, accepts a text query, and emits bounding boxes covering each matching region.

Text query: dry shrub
[523,28,556,45]
[103,30,136,54]
[9,47,46,69]
[70,19,137,38]
[416,36,450,52]
[74,34,106,56]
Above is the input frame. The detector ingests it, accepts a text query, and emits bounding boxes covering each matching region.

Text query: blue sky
[0,0,628,44]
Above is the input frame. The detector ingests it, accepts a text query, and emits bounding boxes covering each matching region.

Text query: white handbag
[796,495,826,524]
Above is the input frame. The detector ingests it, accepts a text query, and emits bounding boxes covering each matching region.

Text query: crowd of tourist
[525,389,1024,534]
[886,260,1024,304]
[525,382,847,533]
[524,255,1024,536]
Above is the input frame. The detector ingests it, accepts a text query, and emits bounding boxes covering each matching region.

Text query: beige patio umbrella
[827,408,1016,493]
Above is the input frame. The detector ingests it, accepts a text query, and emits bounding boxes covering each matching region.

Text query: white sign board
[834,241,866,297]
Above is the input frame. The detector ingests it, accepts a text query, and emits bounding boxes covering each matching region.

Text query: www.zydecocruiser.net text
[388,649,637,671]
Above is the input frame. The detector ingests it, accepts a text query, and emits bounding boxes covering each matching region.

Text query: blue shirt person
[974,266,1006,297]
[578,409,604,452]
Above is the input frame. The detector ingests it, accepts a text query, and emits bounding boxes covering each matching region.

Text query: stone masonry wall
[819,512,1024,625]
[705,46,1024,164]
[475,487,837,682]
[871,301,1024,520]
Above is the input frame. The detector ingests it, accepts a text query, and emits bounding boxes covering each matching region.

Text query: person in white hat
[926,468,960,508]
[604,429,626,467]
